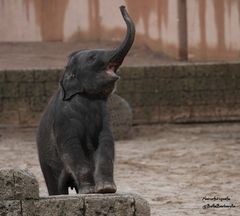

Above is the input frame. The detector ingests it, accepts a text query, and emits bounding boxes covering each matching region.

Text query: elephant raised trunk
[108,6,135,66]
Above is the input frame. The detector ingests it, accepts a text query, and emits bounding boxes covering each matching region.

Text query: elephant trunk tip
[119,5,126,12]
[119,5,130,21]
[108,5,135,67]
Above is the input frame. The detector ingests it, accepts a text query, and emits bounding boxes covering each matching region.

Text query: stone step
[0,168,150,216]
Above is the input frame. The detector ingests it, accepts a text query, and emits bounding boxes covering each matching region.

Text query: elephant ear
[60,69,83,101]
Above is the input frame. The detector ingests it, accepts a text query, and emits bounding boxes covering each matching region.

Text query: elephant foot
[78,185,95,194]
[95,182,117,193]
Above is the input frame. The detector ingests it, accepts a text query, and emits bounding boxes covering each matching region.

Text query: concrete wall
[1,63,240,126]
[187,0,240,60]
[1,0,239,60]
[0,0,240,60]
[0,0,180,58]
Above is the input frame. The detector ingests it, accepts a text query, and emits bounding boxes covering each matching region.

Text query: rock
[0,169,15,200]
[0,200,21,216]
[84,194,135,216]
[134,194,151,216]
[0,168,39,200]
[22,196,84,216]
[13,168,39,200]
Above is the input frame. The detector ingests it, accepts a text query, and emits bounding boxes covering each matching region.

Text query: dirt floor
[0,123,240,215]
[0,42,175,70]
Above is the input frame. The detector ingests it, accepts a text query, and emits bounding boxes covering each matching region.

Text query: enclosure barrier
[0,168,150,216]
[0,62,240,127]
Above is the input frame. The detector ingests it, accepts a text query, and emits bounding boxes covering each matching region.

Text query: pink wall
[187,0,240,61]
[0,0,240,61]
[0,0,181,58]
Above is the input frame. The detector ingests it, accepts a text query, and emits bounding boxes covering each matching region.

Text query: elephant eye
[87,54,96,62]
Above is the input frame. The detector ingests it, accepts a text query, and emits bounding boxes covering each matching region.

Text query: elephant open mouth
[99,62,120,96]
[108,62,120,71]
[105,62,121,77]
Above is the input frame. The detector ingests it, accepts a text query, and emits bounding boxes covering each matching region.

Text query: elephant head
[61,6,135,100]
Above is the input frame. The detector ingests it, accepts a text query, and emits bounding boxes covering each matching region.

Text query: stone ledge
[2,62,240,125]
[0,169,150,216]
[0,168,39,200]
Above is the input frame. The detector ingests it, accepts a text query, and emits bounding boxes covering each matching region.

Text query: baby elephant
[36,6,135,195]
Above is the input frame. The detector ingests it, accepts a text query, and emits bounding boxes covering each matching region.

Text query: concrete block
[0,111,19,125]
[171,106,192,122]
[19,83,36,97]
[156,79,175,92]
[19,111,42,126]
[44,82,58,97]
[133,106,159,125]
[0,71,5,82]
[34,70,61,82]
[0,98,3,112]
[30,96,49,112]
[0,200,21,216]
[159,106,173,122]
[0,169,15,200]
[129,67,145,80]
[2,83,19,98]
[5,70,34,82]
[172,64,196,78]
[134,194,151,216]
[149,65,173,78]
[117,79,136,93]
[0,168,39,200]
[3,98,19,111]
[120,66,145,80]
[229,63,240,77]
[13,168,39,200]
[84,194,135,216]
[22,196,84,216]
[19,82,45,97]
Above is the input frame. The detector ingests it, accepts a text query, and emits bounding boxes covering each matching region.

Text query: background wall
[0,0,240,61]
[187,0,240,60]
[1,63,240,126]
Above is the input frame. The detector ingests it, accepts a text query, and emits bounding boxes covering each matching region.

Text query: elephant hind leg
[40,163,61,195]
[58,169,73,195]
[58,169,83,194]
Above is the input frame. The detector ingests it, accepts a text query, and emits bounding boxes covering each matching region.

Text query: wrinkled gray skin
[36,6,135,195]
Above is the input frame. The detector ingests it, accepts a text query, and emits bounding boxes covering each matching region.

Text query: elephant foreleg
[94,130,116,193]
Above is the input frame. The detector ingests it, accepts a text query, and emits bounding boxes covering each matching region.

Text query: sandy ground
[0,42,175,70]
[0,123,240,215]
